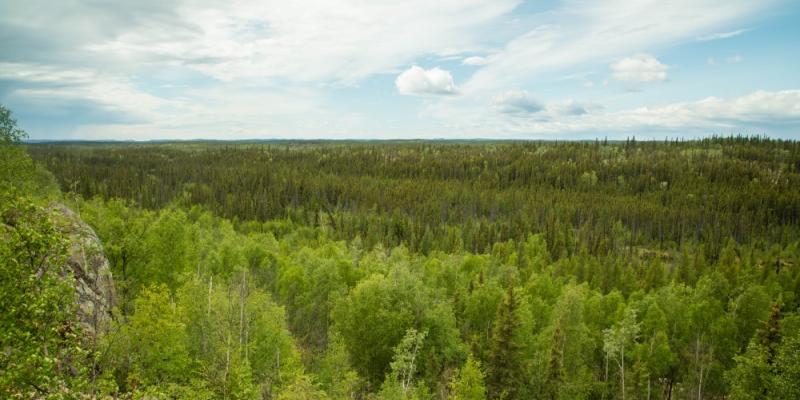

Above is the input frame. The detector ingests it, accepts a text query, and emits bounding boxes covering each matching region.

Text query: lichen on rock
[52,203,117,338]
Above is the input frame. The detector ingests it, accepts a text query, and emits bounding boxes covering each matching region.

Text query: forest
[3,105,800,399]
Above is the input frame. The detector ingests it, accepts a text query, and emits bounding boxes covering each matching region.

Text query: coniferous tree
[486,285,523,400]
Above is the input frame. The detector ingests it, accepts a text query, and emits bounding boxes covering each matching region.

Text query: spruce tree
[486,285,522,400]
[544,322,565,400]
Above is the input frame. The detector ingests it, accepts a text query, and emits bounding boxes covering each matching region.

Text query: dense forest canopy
[28,138,800,261]
[3,110,800,399]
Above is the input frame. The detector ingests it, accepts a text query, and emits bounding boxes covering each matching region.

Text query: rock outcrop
[52,204,117,338]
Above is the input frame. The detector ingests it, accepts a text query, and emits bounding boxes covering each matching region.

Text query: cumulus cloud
[395,66,458,96]
[611,54,668,83]
[462,56,490,66]
[491,90,543,114]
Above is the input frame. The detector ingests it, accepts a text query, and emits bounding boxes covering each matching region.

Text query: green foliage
[0,192,90,398]
[5,135,800,399]
[277,375,329,400]
[111,284,191,389]
[449,355,486,400]
[318,331,364,399]
[29,138,800,260]
[333,268,465,387]
[486,286,523,400]
[0,105,27,144]
[385,328,427,398]
[0,105,58,198]
[603,308,640,400]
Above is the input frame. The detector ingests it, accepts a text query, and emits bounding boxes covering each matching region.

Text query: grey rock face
[52,204,117,338]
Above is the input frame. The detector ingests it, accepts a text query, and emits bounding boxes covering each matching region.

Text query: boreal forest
[3,105,800,399]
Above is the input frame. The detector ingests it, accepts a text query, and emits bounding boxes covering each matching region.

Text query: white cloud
[426,90,800,137]
[0,62,327,140]
[491,90,543,114]
[0,0,791,140]
[461,0,768,95]
[611,54,668,83]
[396,66,458,96]
[0,63,171,120]
[76,0,520,84]
[696,28,750,41]
[462,56,490,66]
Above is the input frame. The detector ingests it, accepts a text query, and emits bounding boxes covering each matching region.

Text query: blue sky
[1,0,798,140]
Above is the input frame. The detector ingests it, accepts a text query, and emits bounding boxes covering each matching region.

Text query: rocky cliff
[53,204,117,338]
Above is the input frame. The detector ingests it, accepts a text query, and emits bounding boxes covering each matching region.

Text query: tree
[107,284,190,392]
[277,375,329,400]
[0,193,90,398]
[603,307,639,400]
[0,105,26,144]
[318,331,364,400]
[380,328,430,400]
[389,328,428,397]
[728,340,772,400]
[544,322,565,400]
[727,303,786,400]
[449,354,486,400]
[773,330,800,399]
[0,105,42,194]
[332,268,464,387]
[634,302,675,400]
[486,286,523,400]
[177,275,302,399]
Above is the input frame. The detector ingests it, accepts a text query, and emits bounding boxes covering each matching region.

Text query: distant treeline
[30,137,800,260]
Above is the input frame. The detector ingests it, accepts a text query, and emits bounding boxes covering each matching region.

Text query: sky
[1,0,799,140]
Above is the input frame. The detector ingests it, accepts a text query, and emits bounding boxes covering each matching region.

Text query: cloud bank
[0,0,794,140]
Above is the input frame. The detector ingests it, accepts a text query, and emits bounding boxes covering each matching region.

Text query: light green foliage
[0,193,89,398]
[277,375,329,400]
[178,275,302,399]
[541,285,593,400]
[78,198,151,312]
[603,307,639,400]
[0,105,58,197]
[318,331,364,399]
[458,276,504,361]
[728,304,800,400]
[449,355,486,400]
[386,328,428,397]
[633,303,676,399]
[728,340,772,400]
[142,207,194,291]
[773,331,800,399]
[112,284,191,389]
[333,267,465,387]
[0,105,33,189]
